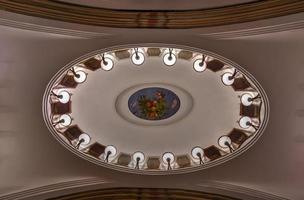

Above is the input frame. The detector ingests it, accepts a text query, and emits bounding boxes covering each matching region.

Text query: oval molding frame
[42,43,270,175]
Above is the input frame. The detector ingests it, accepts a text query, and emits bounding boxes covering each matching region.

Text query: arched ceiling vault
[57,0,256,11]
[0,0,304,28]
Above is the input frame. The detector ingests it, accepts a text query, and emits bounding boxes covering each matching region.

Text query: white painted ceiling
[0,10,303,200]
[70,55,240,155]
[58,0,256,10]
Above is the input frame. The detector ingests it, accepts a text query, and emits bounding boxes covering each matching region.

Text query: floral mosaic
[128,87,180,120]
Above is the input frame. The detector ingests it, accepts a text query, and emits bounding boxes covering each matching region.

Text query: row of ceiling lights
[68,48,211,74]
[51,92,260,170]
[61,48,251,89]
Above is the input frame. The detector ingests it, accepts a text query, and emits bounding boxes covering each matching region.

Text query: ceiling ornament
[0,0,304,28]
[43,44,269,174]
[128,87,180,121]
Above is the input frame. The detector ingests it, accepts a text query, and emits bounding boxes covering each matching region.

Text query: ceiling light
[221,69,237,86]
[162,152,175,170]
[191,146,204,164]
[70,68,87,83]
[53,114,72,127]
[241,93,261,106]
[101,54,114,71]
[131,48,145,65]
[240,116,259,131]
[241,93,254,106]
[76,133,91,149]
[239,116,252,129]
[193,55,206,72]
[74,71,87,83]
[163,48,176,66]
[218,135,233,153]
[132,151,145,169]
[52,90,70,104]
[104,145,117,162]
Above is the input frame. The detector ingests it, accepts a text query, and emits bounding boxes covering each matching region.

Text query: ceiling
[0,0,303,28]
[58,0,256,10]
[0,4,303,200]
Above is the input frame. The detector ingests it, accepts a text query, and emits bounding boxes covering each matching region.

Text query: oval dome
[43,44,269,174]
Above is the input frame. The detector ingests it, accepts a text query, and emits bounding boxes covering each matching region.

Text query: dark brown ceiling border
[0,0,303,29]
[47,187,241,200]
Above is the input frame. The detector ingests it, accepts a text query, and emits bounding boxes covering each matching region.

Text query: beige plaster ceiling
[0,10,303,200]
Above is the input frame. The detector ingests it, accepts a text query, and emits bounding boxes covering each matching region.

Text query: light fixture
[70,68,87,83]
[239,116,251,129]
[193,55,206,72]
[162,152,175,170]
[51,90,70,104]
[163,48,176,66]
[221,69,237,86]
[241,93,261,106]
[100,54,114,71]
[239,116,259,130]
[76,133,91,149]
[104,145,117,162]
[131,48,145,65]
[218,135,234,153]
[191,146,204,164]
[132,151,145,169]
[53,114,72,127]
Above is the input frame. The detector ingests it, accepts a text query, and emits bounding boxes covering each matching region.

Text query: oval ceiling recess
[43,44,269,174]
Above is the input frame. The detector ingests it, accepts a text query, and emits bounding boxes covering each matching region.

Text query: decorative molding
[0,178,109,200]
[0,178,288,200]
[0,0,303,29]
[198,181,289,200]
[0,12,303,39]
[0,18,108,39]
[200,20,304,39]
[47,188,241,200]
